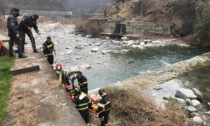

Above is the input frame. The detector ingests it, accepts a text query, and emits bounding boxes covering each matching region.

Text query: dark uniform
[56,70,74,85]
[72,73,88,94]
[99,93,111,126]
[75,92,92,126]
[42,39,55,67]
[19,15,39,53]
[7,8,26,58]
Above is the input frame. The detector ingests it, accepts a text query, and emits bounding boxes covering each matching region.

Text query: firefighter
[19,14,40,53]
[55,63,74,86]
[98,89,111,126]
[42,36,56,68]
[72,71,88,94]
[74,87,92,126]
[7,8,26,58]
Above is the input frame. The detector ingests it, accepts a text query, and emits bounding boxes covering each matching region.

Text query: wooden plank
[2,40,9,42]
[11,64,40,75]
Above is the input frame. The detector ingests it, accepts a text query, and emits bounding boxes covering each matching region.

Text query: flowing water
[36,24,210,90]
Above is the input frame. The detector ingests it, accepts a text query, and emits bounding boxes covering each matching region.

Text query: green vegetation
[0,56,14,125]
[196,6,210,42]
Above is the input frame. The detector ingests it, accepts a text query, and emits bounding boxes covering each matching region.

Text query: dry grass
[74,20,101,36]
[37,16,51,24]
[106,87,195,126]
[0,21,7,34]
[59,18,74,24]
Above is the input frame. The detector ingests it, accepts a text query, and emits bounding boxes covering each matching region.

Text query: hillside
[107,0,210,45]
[0,0,113,16]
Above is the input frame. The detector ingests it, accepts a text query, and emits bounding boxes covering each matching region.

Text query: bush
[196,6,210,41]
[74,20,101,37]
[37,16,51,24]
[105,87,195,126]
[59,18,74,24]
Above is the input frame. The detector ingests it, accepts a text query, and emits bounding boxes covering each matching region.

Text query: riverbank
[0,35,85,126]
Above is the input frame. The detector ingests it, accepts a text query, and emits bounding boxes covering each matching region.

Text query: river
[35,24,210,90]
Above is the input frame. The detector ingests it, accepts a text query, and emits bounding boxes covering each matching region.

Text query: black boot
[34,49,39,53]
[9,54,15,57]
[18,54,27,58]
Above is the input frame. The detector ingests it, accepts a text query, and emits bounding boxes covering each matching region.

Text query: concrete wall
[96,20,172,36]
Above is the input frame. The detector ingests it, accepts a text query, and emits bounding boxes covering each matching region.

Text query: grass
[0,56,14,125]
[105,87,195,126]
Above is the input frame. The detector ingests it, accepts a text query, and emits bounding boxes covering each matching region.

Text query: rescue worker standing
[42,36,56,68]
[72,71,88,94]
[74,88,92,126]
[7,8,26,58]
[19,14,40,53]
[98,89,111,126]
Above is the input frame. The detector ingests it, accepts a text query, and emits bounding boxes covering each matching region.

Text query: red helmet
[56,63,62,70]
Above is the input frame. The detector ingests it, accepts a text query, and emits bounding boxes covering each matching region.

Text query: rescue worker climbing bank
[98,89,111,126]
[72,71,88,94]
[42,36,56,68]
[19,14,40,53]
[7,8,26,58]
[74,88,92,126]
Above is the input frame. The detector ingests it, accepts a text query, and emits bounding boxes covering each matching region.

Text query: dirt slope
[2,38,85,126]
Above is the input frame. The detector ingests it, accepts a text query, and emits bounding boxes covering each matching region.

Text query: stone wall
[97,20,172,36]
[126,22,172,36]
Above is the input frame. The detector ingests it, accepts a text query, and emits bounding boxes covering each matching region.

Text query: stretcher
[63,83,105,115]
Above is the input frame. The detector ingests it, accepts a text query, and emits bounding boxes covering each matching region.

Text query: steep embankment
[107,0,210,45]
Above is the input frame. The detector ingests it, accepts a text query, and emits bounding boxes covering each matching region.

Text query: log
[11,64,40,75]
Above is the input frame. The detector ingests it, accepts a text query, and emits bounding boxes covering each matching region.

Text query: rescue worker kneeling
[55,63,74,85]
[98,89,111,126]
[74,88,92,126]
[72,71,88,94]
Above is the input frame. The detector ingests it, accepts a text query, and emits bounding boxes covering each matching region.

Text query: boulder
[204,111,210,115]
[186,99,192,106]
[176,98,186,105]
[143,39,152,44]
[192,88,203,102]
[121,36,128,40]
[163,96,170,100]
[190,112,199,117]
[121,49,128,53]
[75,45,84,49]
[94,43,102,46]
[192,116,203,125]
[207,102,210,108]
[112,40,121,45]
[80,65,91,69]
[175,88,197,99]
[187,106,197,112]
[191,100,202,108]
[91,48,99,52]
[85,35,92,38]
[101,50,109,55]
